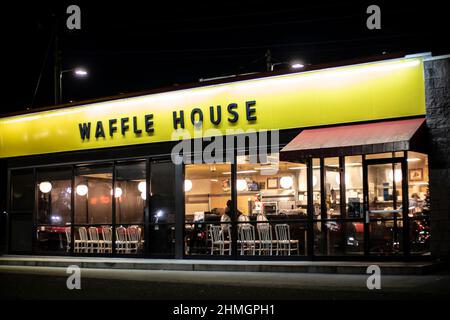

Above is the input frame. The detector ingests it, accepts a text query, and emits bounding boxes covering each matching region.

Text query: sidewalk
[0,255,443,275]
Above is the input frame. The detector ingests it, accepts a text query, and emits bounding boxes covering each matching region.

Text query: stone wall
[425,56,450,260]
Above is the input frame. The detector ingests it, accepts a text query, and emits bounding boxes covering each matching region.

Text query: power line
[69,32,429,56]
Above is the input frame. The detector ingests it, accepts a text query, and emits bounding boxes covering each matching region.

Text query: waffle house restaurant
[0,53,446,261]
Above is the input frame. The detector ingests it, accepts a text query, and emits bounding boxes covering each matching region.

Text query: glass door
[364,159,406,256]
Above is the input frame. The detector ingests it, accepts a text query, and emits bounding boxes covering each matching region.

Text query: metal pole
[59,72,63,105]
[265,49,272,72]
[54,15,61,105]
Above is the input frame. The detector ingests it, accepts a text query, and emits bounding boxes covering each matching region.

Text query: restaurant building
[0,52,449,261]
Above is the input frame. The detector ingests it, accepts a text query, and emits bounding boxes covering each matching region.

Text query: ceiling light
[184,180,193,192]
[76,184,88,196]
[39,181,52,194]
[280,176,294,189]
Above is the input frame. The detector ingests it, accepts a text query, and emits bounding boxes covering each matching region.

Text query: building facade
[0,53,448,261]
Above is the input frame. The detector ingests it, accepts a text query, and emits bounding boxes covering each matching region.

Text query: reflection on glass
[114,161,146,255]
[37,168,72,225]
[75,165,113,225]
[115,161,146,225]
[314,221,364,256]
[11,169,34,212]
[35,168,72,253]
[369,220,403,255]
[149,161,175,256]
[73,165,113,255]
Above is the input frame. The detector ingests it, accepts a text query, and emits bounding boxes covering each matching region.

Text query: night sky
[1,1,448,114]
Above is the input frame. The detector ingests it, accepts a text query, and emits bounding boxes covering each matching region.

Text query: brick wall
[425,57,450,260]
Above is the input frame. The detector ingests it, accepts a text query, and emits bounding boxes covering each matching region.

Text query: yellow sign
[0,58,426,158]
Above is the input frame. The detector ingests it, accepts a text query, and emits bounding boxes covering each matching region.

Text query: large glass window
[367,160,404,255]
[149,161,176,256]
[75,165,113,225]
[344,156,364,255]
[9,169,34,253]
[314,156,364,256]
[35,167,72,253]
[312,158,321,219]
[324,157,341,218]
[74,164,113,254]
[184,163,231,256]
[11,169,35,212]
[345,156,363,219]
[115,161,146,255]
[236,154,307,256]
[407,151,430,255]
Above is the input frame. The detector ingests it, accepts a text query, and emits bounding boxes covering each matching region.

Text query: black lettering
[95,121,105,138]
[133,116,142,134]
[109,119,117,137]
[190,108,203,126]
[209,105,222,125]
[121,117,129,135]
[145,114,154,133]
[173,110,185,129]
[227,103,239,123]
[78,122,91,140]
[246,100,257,121]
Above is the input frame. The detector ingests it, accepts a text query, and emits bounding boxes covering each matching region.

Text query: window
[149,161,176,256]
[11,169,34,212]
[345,156,363,219]
[236,154,307,256]
[35,167,72,253]
[407,151,430,255]
[74,164,113,254]
[184,162,231,256]
[312,158,321,219]
[115,161,146,255]
[364,151,406,256]
[314,156,364,256]
[324,157,341,218]
[9,169,34,253]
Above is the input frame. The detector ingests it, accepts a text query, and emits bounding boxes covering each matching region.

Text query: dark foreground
[1,266,450,300]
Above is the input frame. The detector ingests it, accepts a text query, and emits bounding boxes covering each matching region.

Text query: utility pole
[53,14,61,105]
[265,49,272,72]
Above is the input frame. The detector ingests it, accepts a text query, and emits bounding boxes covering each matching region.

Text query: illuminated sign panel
[0,58,426,158]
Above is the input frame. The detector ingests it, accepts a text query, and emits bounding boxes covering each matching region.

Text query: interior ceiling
[186,162,307,180]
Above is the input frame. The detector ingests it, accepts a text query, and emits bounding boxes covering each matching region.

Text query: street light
[58,67,88,104]
[74,68,88,76]
[291,63,305,69]
[270,61,305,71]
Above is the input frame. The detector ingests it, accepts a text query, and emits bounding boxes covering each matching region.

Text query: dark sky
[1,0,448,114]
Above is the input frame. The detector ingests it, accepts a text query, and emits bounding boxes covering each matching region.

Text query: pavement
[1,265,450,300]
[0,255,442,275]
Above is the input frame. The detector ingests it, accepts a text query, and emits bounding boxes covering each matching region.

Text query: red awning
[280,118,426,160]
